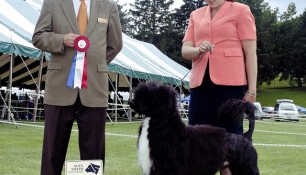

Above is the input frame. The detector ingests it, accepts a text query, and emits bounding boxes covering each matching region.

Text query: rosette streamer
[67,36,90,89]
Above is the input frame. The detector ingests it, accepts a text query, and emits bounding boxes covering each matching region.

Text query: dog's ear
[132,82,150,106]
[155,84,178,115]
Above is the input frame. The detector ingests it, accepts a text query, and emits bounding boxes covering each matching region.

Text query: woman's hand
[198,41,214,54]
[243,91,256,103]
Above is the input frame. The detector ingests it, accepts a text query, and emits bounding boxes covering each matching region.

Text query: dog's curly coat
[129,81,259,175]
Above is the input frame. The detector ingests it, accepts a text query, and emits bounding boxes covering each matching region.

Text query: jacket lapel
[202,6,211,23]
[60,0,79,34]
[85,0,99,36]
[211,1,231,22]
[203,6,211,23]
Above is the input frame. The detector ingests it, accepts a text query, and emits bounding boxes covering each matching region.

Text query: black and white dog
[129,81,259,175]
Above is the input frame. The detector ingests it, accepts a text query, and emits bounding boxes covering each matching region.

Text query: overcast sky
[118,0,306,15]
[264,0,305,15]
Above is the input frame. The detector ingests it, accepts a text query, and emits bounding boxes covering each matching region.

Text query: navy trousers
[188,67,246,134]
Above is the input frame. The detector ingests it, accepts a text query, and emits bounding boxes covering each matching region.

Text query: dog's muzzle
[128,99,136,109]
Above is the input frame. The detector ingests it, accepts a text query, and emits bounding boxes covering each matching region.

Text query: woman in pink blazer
[182,0,257,174]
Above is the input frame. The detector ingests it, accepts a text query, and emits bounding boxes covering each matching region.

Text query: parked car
[253,102,263,120]
[262,106,275,114]
[261,106,275,119]
[274,99,299,121]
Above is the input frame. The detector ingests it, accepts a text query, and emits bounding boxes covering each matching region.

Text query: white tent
[0,0,190,88]
[0,0,190,121]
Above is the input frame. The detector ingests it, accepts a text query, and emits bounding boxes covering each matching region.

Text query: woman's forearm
[181,43,200,61]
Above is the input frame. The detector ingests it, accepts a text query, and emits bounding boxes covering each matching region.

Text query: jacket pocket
[47,61,62,70]
[224,49,243,57]
[97,64,109,73]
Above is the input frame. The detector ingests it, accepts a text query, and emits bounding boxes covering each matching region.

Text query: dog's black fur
[129,81,259,175]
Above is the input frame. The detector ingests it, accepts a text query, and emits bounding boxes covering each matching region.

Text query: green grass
[258,79,306,107]
[257,87,306,107]
[1,82,306,175]
[254,120,306,175]
[1,118,306,175]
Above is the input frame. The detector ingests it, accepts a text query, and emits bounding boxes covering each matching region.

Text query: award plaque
[65,160,103,175]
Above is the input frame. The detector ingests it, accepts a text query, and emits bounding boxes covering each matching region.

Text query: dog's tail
[242,101,257,140]
[217,99,256,140]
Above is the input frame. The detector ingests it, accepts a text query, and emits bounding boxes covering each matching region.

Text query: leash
[179,48,212,89]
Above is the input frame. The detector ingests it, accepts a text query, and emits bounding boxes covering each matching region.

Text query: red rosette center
[74,36,90,52]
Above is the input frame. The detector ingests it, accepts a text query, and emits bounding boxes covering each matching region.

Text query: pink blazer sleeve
[182,11,195,42]
[237,5,256,40]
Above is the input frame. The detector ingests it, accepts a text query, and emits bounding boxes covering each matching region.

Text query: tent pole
[1,92,6,120]
[0,75,2,119]
[6,53,15,123]
[115,73,119,123]
[128,76,132,121]
[118,70,133,122]
[0,90,9,120]
[33,52,44,123]
[1,56,13,120]
[179,81,182,118]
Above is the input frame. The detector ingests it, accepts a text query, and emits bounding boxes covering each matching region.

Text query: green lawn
[258,79,306,107]
[257,87,306,107]
[1,84,306,175]
[0,118,306,175]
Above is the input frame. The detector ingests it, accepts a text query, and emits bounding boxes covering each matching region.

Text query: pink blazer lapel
[211,1,232,22]
[203,6,211,23]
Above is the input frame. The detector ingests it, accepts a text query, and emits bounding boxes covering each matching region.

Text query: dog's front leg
[138,118,153,175]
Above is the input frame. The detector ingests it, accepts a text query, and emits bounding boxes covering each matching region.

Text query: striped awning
[0,0,190,88]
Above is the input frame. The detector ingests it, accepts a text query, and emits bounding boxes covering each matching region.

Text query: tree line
[117,0,306,87]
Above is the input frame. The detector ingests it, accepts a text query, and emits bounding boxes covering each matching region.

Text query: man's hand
[64,33,80,47]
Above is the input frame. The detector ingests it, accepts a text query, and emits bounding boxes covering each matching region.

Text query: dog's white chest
[138,117,153,175]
